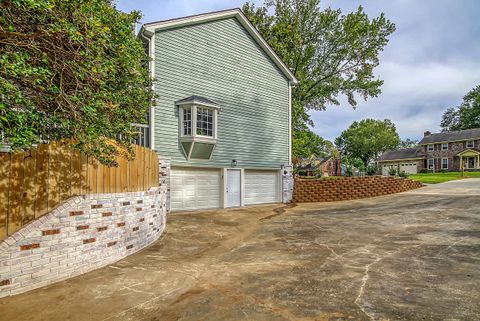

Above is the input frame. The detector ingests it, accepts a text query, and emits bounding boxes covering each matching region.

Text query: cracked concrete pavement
[1,179,479,321]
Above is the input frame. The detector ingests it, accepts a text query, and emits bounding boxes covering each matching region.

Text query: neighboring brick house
[378,128,480,174]
[419,128,480,172]
[296,157,342,177]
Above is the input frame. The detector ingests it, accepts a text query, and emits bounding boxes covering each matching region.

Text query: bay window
[176,95,219,160]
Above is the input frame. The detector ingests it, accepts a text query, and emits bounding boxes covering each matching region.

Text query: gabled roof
[419,128,480,144]
[457,148,480,156]
[378,147,425,162]
[140,8,298,84]
[175,95,220,109]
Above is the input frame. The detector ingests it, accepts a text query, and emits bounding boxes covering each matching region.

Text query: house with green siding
[139,8,297,211]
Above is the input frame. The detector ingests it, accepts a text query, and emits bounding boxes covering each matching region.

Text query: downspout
[139,28,156,149]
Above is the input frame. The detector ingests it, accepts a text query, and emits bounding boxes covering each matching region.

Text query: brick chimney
[424,131,431,137]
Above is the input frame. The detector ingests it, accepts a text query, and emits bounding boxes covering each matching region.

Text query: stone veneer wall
[0,186,167,298]
[282,164,294,203]
[158,157,171,212]
[293,176,423,203]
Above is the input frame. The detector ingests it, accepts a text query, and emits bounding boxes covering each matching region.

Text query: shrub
[398,170,408,178]
[345,167,354,177]
[366,164,378,176]
[419,168,430,174]
[388,167,397,176]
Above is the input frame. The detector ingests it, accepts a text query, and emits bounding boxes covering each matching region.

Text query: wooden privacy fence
[0,141,159,240]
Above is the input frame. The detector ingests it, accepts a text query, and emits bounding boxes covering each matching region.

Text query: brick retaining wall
[0,186,167,298]
[293,176,423,203]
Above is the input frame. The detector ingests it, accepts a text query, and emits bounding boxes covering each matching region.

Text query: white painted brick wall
[282,164,294,203]
[0,186,167,298]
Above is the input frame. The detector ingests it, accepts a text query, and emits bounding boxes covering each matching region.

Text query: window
[466,140,475,148]
[442,158,448,169]
[427,159,434,170]
[176,95,220,161]
[182,107,192,136]
[180,106,216,138]
[427,144,434,151]
[441,143,448,150]
[196,107,213,137]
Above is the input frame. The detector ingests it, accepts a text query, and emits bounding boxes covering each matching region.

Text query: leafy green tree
[0,0,154,164]
[292,129,334,160]
[335,119,400,168]
[441,85,480,132]
[399,138,419,149]
[243,0,395,131]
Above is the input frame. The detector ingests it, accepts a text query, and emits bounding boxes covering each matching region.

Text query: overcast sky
[117,0,480,142]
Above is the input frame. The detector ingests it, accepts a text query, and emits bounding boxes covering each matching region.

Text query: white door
[226,169,241,207]
[171,167,221,211]
[399,163,417,174]
[244,170,279,205]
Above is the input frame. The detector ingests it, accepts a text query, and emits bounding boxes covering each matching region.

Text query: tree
[0,0,154,164]
[335,119,400,168]
[399,138,419,149]
[292,129,335,161]
[243,0,395,131]
[440,85,480,132]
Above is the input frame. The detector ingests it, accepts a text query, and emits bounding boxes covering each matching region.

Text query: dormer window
[176,95,220,160]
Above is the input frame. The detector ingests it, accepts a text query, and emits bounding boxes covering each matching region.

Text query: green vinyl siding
[153,17,289,169]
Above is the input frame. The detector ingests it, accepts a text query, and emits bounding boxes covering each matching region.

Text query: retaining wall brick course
[293,176,423,203]
[0,185,167,298]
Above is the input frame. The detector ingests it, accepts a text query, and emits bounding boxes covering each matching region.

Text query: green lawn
[409,172,480,184]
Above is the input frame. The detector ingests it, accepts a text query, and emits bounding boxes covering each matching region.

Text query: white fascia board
[176,101,221,110]
[142,8,298,84]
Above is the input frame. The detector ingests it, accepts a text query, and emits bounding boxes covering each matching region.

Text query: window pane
[182,108,192,136]
[196,107,214,137]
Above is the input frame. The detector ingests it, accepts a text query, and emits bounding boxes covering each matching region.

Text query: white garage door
[400,163,417,174]
[171,167,221,211]
[382,163,398,176]
[244,170,280,205]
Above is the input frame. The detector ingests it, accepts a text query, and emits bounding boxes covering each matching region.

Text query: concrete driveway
[1,179,480,321]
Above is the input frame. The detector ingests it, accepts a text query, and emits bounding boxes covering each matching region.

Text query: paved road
[1,179,480,321]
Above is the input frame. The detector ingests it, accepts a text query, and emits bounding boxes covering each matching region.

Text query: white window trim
[178,104,218,140]
[441,143,448,150]
[441,158,448,169]
[427,144,434,151]
[466,140,475,148]
[427,159,434,170]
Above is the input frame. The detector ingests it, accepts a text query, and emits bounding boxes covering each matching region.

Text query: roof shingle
[378,147,425,162]
[419,128,480,144]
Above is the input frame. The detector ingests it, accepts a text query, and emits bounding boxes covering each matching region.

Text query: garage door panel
[245,170,279,205]
[171,168,221,211]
